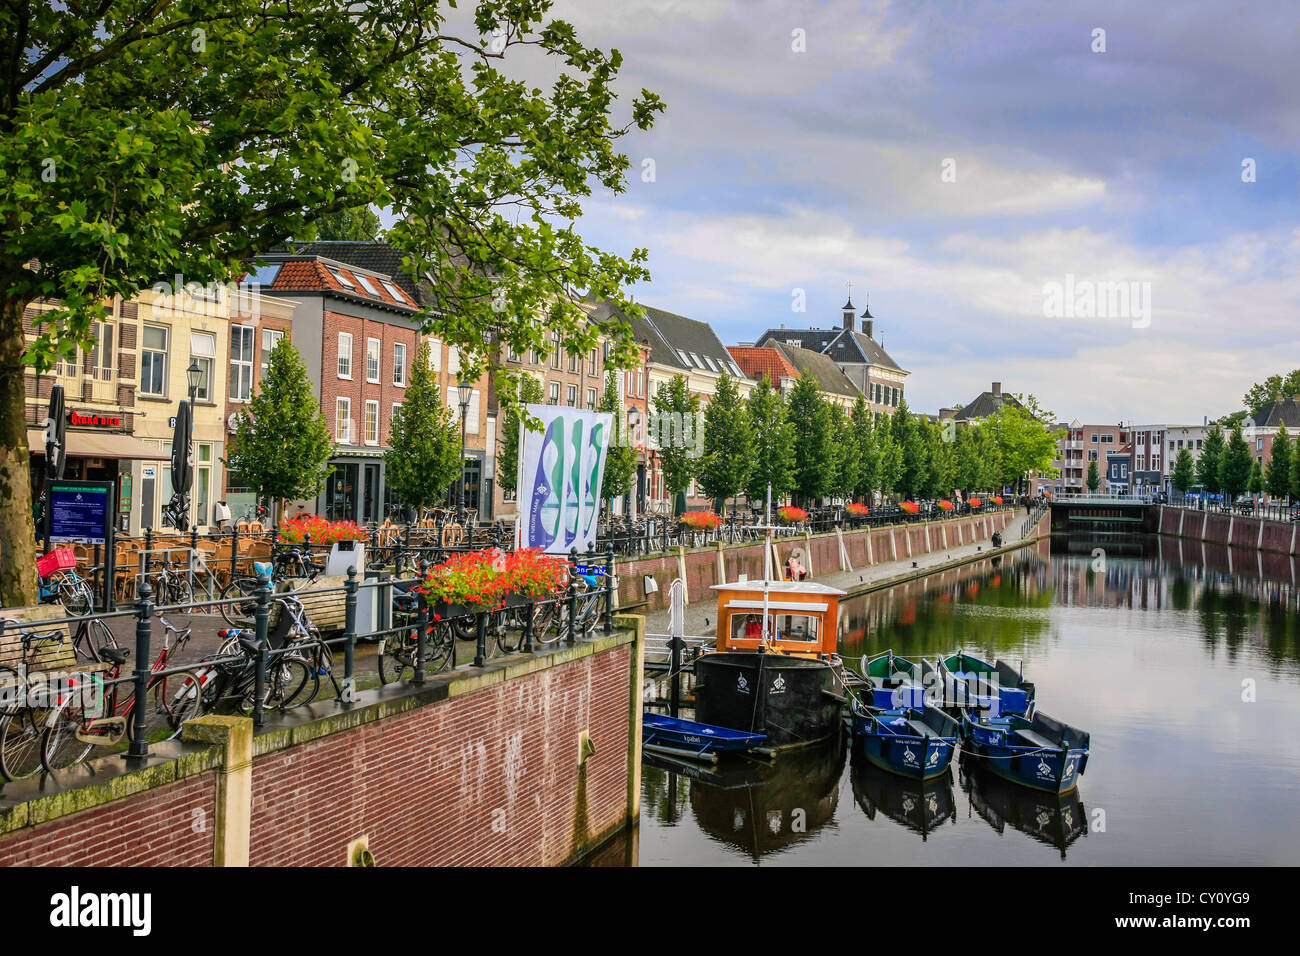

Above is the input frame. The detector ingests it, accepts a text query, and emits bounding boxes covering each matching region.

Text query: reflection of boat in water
[850,748,956,839]
[959,753,1088,858]
[688,734,846,860]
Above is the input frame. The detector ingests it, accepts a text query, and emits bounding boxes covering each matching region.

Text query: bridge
[1049,493,1160,531]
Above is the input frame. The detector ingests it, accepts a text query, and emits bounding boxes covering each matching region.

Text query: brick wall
[0,772,217,867]
[1159,506,1299,556]
[321,309,422,446]
[248,643,632,866]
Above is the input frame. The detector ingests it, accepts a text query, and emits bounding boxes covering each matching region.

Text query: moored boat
[693,579,850,749]
[939,650,1035,717]
[851,700,961,780]
[961,710,1089,793]
[860,649,930,710]
[641,713,766,760]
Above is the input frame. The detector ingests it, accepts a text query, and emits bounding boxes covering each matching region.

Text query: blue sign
[49,481,113,545]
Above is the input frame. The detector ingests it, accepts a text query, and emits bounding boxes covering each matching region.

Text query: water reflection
[850,749,956,839]
[958,753,1088,859]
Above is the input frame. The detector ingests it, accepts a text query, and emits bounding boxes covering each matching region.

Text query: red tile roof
[269,258,418,311]
[727,346,797,384]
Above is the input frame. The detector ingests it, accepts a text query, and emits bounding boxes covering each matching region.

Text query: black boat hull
[693,652,845,749]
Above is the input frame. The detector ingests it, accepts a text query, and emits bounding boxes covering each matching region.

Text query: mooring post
[342,566,357,702]
[253,572,271,727]
[126,579,154,759]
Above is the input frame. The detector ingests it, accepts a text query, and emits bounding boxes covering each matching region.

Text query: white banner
[516,404,613,555]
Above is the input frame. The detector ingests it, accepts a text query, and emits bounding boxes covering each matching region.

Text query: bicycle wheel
[59,577,95,617]
[272,655,317,710]
[378,632,415,684]
[158,670,207,737]
[41,708,95,773]
[532,599,564,645]
[220,577,260,628]
[0,707,47,780]
[424,622,454,673]
[73,617,119,663]
[495,608,524,654]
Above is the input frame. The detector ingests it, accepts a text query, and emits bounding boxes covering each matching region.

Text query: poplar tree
[654,374,699,514]
[745,376,795,506]
[225,337,333,518]
[384,341,462,518]
[1086,459,1100,493]
[787,374,834,505]
[1266,426,1293,503]
[699,372,753,510]
[1171,447,1196,497]
[1197,424,1225,497]
[850,395,878,501]
[832,403,862,500]
[598,370,637,505]
[1218,425,1253,504]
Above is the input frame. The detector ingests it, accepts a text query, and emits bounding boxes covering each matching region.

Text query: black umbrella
[170,400,192,494]
[44,383,66,481]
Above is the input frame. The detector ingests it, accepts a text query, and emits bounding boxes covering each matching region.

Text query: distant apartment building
[1037,421,1129,496]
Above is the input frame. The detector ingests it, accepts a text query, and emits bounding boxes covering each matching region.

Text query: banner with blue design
[515,404,613,555]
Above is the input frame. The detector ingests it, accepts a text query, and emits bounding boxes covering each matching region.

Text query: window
[380,279,408,304]
[704,355,718,372]
[393,343,407,386]
[1257,438,1264,451]
[1197,439,1203,450]
[568,349,579,373]
[190,332,215,402]
[551,334,562,370]
[549,382,560,405]
[87,321,114,382]
[364,400,379,445]
[589,349,597,375]
[448,345,461,374]
[336,398,352,443]
[587,388,597,409]
[354,273,380,297]
[688,352,701,368]
[446,389,480,433]
[331,269,355,291]
[427,339,441,371]
[366,337,381,383]
[567,385,577,407]
[196,443,212,528]
[260,329,284,381]
[141,324,168,396]
[338,333,353,379]
[508,344,521,362]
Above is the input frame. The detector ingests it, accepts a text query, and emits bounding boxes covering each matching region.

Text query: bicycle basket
[37,547,78,577]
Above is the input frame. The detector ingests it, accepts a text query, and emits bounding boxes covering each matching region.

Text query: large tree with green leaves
[745,375,794,507]
[384,341,462,519]
[1171,447,1196,497]
[786,374,834,505]
[984,395,1058,493]
[1197,424,1226,495]
[597,370,636,506]
[1266,426,1292,503]
[0,0,662,605]
[831,403,861,500]
[497,373,545,501]
[225,337,333,516]
[309,205,382,242]
[699,372,752,509]
[654,374,699,514]
[850,395,876,501]
[891,403,929,499]
[1243,370,1300,416]
[1218,425,1253,503]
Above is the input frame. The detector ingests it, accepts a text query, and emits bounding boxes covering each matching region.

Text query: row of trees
[1172,422,1300,503]
[652,371,1059,510]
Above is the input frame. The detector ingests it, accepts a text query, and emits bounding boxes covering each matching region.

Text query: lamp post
[457,381,472,522]
[185,358,201,526]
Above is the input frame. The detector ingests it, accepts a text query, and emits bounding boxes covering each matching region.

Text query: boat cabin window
[730,612,820,643]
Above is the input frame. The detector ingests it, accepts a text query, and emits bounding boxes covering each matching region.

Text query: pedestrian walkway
[643,507,1049,638]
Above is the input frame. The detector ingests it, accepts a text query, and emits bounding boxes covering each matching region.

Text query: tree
[985,395,1058,493]
[1248,460,1264,497]
[384,341,462,519]
[891,402,928,499]
[1218,425,1253,503]
[745,376,795,506]
[308,205,381,242]
[699,372,753,509]
[498,374,546,500]
[1266,426,1293,502]
[1171,447,1196,496]
[0,0,662,605]
[598,371,637,506]
[225,338,333,516]
[787,374,834,505]
[831,403,861,500]
[654,374,699,514]
[850,395,877,501]
[876,428,903,500]
[923,419,955,499]
[1197,425,1226,495]
[1243,370,1300,416]
[1086,459,1100,493]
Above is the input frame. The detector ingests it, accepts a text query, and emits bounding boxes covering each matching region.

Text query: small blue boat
[961,710,1089,793]
[642,713,766,760]
[851,701,960,780]
[860,649,932,710]
[939,650,1035,717]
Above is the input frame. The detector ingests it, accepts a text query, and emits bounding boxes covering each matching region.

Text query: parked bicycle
[218,543,324,627]
[0,620,67,780]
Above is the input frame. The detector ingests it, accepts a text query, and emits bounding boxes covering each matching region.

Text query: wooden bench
[0,604,101,675]
[272,575,348,634]
[1013,728,1058,750]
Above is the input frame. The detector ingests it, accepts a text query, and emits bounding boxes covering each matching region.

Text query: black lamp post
[457,381,472,520]
[185,358,201,524]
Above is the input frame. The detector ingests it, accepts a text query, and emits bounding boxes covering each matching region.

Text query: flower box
[279,515,368,546]
[679,510,722,531]
[899,501,920,515]
[991,496,1003,505]
[968,498,982,508]
[778,506,808,523]
[846,503,870,516]
[937,500,954,512]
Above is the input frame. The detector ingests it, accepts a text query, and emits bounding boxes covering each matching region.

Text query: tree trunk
[0,295,38,606]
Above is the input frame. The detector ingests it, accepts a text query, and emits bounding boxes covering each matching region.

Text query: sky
[513,0,1300,424]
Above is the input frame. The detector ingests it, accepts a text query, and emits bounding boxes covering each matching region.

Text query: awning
[26,429,170,461]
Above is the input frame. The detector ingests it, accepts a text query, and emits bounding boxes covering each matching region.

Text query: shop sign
[69,410,123,428]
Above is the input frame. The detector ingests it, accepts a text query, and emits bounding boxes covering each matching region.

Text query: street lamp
[457,381,473,521]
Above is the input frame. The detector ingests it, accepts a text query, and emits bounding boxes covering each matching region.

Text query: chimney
[992,381,1002,398]
[842,297,854,330]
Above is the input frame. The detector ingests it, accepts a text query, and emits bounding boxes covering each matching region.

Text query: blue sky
[527,1,1300,423]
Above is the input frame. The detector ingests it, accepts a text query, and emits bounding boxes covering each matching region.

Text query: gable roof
[633,304,746,378]
[770,342,860,399]
[953,389,1024,421]
[278,241,434,307]
[727,345,798,385]
[1251,396,1300,429]
[753,326,905,373]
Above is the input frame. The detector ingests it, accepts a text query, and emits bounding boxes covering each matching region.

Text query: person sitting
[787,549,808,581]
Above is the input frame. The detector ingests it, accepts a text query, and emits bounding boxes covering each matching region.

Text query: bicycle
[189,628,316,718]
[40,616,206,773]
[40,566,96,617]
[218,544,323,628]
[0,620,70,780]
[376,584,454,683]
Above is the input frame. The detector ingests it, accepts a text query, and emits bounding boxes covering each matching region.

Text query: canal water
[630,534,1300,865]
